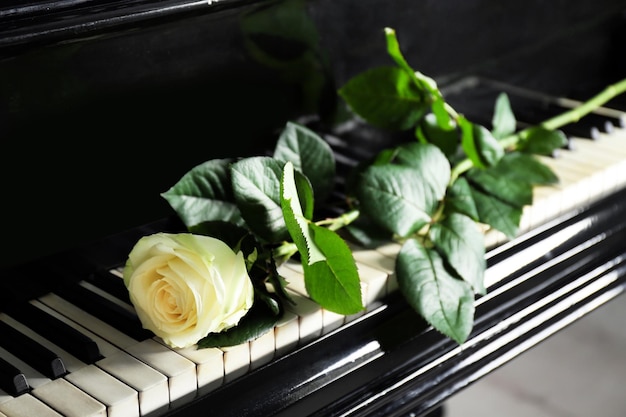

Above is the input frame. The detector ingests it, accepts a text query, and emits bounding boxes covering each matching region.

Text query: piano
[1,0,626,416]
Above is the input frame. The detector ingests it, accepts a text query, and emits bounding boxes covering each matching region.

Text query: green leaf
[396,239,475,344]
[188,221,253,253]
[280,161,324,264]
[161,159,244,229]
[459,117,504,168]
[467,168,534,208]
[429,213,486,295]
[304,223,363,315]
[231,156,288,242]
[356,143,450,237]
[470,187,522,238]
[197,295,281,348]
[445,177,479,221]
[338,66,428,130]
[491,93,517,139]
[517,126,568,155]
[489,152,559,185]
[274,121,336,203]
[415,113,459,158]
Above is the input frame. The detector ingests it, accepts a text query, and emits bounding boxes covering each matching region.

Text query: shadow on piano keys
[1,80,626,417]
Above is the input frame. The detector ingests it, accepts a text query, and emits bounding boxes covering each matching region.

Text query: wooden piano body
[1,1,626,416]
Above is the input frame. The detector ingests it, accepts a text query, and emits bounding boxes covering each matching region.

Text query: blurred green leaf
[491,93,517,139]
[338,66,428,130]
[489,152,559,185]
[518,126,568,155]
[467,168,533,208]
[416,113,459,157]
[445,177,479,221]
[460,117,504,168]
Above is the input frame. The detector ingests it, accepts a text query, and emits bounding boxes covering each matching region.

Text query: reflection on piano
[1,0,626,416]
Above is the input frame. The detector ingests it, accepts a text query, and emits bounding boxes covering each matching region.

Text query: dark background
[1,0,625,268]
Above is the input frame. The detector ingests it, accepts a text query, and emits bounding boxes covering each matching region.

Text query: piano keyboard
[1,88,626,417]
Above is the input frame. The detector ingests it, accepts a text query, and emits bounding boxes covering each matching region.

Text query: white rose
[123,232,254,349]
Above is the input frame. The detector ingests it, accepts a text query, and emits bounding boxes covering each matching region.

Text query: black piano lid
[1,0,626,269]
[1,1,626,416]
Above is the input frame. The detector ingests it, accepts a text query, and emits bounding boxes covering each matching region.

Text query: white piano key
[124,339,196,405]
[1,311,141,417]
[32,378,106,417]
[249,327,275,370]
[38,294,198,405]
[96,352,168,417]
[273,311,299,357]
[64,366,139,417]
[220,343,250,383]
[0,393,63,417]
[26,300,170,415]
[0,390,13,405]
[282,289,324,345]
[0,338,107,417]
[165,343,224,395]
[347,246,393,305]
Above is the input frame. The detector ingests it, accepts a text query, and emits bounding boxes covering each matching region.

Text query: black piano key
[0,320,66,379]
[87,269,132,305]
[3,302,102,364]
[52,282,153,341]
[0,356,29,396]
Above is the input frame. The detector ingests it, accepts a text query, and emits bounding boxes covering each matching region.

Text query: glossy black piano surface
[1,0,626,416]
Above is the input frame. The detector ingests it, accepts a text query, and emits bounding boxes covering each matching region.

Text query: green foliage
[159,26,621,348]
[337,27,566,343]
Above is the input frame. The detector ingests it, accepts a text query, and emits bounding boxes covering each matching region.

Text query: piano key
[220,344,250,383]
[0,319,66,380]
[0,389,12,405]
[31,378,107,417]
[3,302,102,365]
[485,124,626,247]
[0,345,45,392]
[64,366,139,417]
[249,327,275,370]
[5,303,169,416]
[0,355,28,397]
[86,269,131,305]
[124,340,196,406]
[0,393,63,417]
[95,352,168,417]
[273,311,299,357]
[52,283,152,342]
[280,289,324,345]
[349,244,398,297]
[0,347,107,417]
[165,343,224,395]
